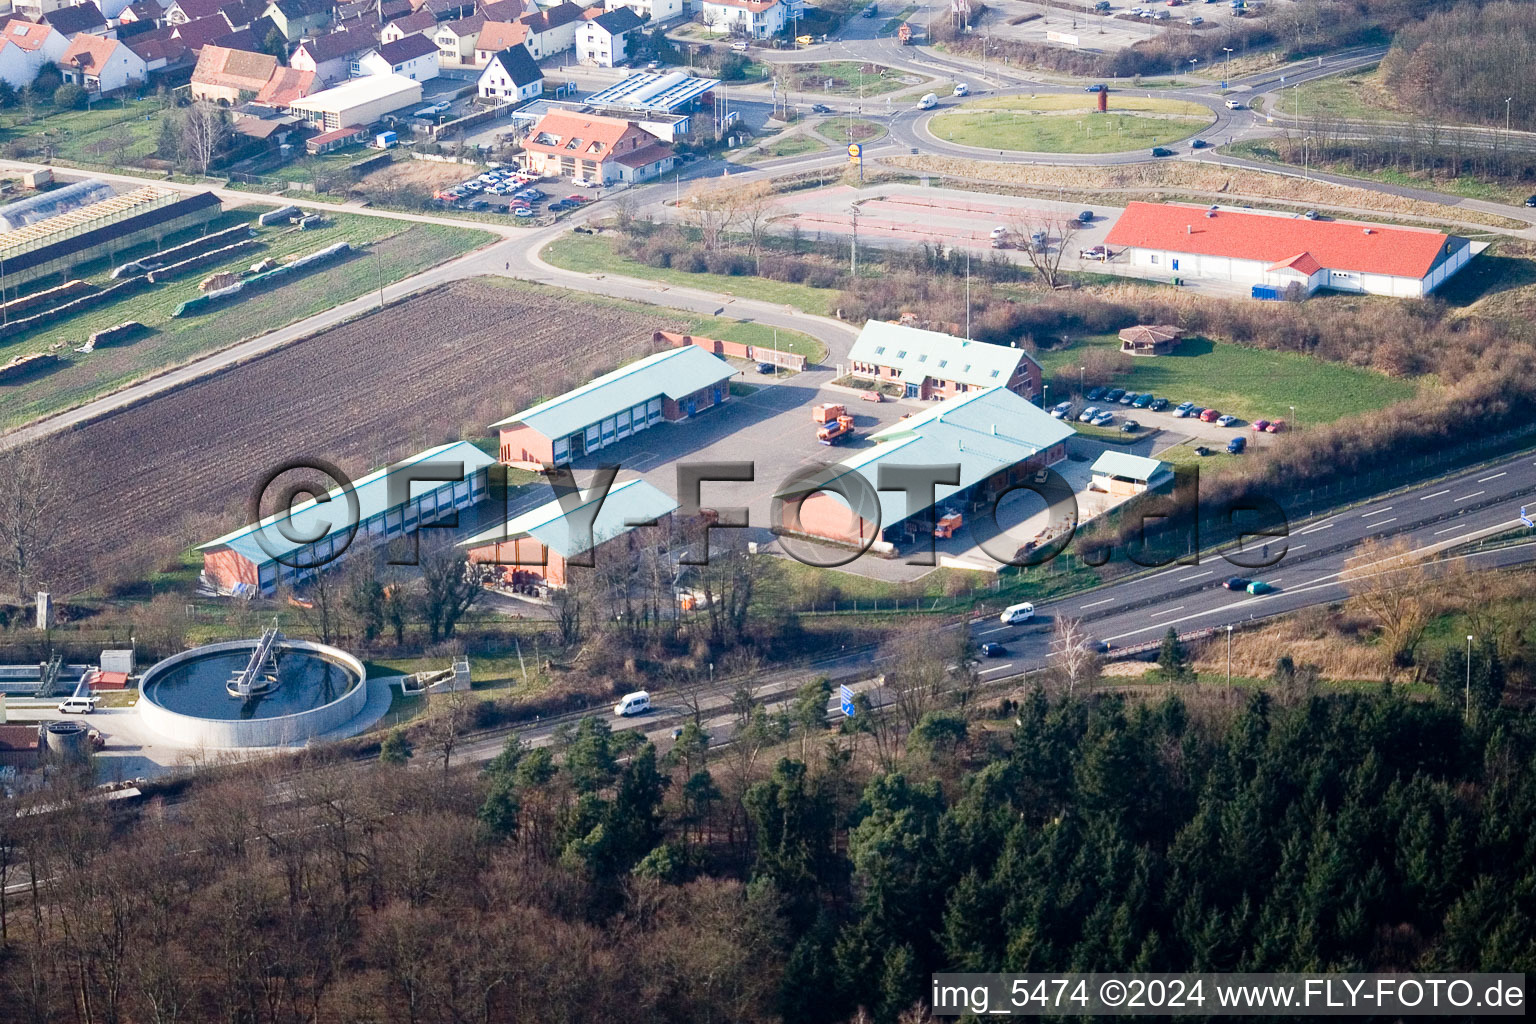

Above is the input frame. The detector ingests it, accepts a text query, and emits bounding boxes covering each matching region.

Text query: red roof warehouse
[1103,202,1480,299]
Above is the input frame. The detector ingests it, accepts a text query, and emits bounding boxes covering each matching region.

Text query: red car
[565,194,590,203]
[1265,419,1287,433]
[1252,419,1270,432]
[1199,408,1220,423]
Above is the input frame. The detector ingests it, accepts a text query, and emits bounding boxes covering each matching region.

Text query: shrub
[53,83,87,111]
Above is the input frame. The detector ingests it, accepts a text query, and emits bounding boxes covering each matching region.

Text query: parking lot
[432,165,602,219]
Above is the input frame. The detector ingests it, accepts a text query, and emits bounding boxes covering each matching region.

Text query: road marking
[1419,489,1450,501]
[1433,524,1464,535]
[1150,606,1185,623]
[1178,570,1214,582]
[976,625,1012,636]
[1455,490,1485,502]
[1298,522,1334,535]
[1479,471,1507,483]
[1361,507,1392,517]
[978,663,1014,676]
[1289,544,1307,553]
[1370,517,1397,527]
[1081,597,1115,608]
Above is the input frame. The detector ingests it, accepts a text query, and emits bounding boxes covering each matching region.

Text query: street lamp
[1189,57,1199,77]
[1079,365,1085,396]
[1226,624,1233,685]
[1465,635,1474,721]
[1223,47,1233,84]
[1507,97,1513,133]
[1289,404,1296,431]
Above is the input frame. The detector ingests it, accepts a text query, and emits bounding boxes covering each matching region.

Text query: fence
[655,329,809,370]
[432,100,520,141]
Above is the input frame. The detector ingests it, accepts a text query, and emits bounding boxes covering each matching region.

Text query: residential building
[1090,451,1172,497]
[477,0,524,21]
[10,0,71,19]
[515,0,581,58]
[356,32,439,79]
[463,478,678,589]
[289,24,372,84]
[700,0,785,39]
[1117,323,1182,357]
[165,0,235,24]
[1102,201,1480,299]
[475,43,539,101]
[123,31,193,74]
[253,62,315,105]
[492,345,735,468]
[469,18,523,62]
[520,109,674,184]
[262,0,332,39]
[118,1,165,25]
[0,21,69,89]
[41,2,110,39]
[845,320,1042,402]
[432,12,483,62]
[576,4,640,66]
[199,440,497,595]
[774,386,1073,556]
[168,13,238,53]
[289,71,421,128]
[381,6,436,40]
[60,33,148,92]
[411,0,473,20]
[606,0,683,23]
[190,43,278,102]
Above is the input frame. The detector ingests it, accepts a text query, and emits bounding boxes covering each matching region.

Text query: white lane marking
[1149,605,1185,623]
[1361,507,1392,517]
[1479,471,1507,483]
[1178,570,1214,582]
[1081,597,1115,609]
[978,663,1014,676]
[1370,517,1397,527]
[1455,490,1485,502]
[1298,522,1334,535]
[1289,544,1307,553]
[976,625,1012,636]
[1419,489,1450,501]
[1433,524,1463,535]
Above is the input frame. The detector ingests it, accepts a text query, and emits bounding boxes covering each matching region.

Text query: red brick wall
[654,331,807,371]
[202,548,258,591]
[780,491,876,546]
[499,423,555,466]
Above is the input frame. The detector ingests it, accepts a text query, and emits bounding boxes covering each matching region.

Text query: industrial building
[463,477,678,587]
[845,320,1042,402]
[1090,451,1172,497]
[288,72,422,131]
[0,189,221,290]
[198,440,497,595]
[493,345,736,468]
[581,70,715,136]
[775,386,1074,555]
[1103,202,1480,299]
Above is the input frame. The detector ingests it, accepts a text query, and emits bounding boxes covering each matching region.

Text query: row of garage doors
[551,397,665,464]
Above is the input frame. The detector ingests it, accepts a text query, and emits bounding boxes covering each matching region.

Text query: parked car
[1174,401,1196,417]
[1091,410,1115,427]
[1095,0,1111,9]
[513,208,534,219]
[1252,419,1270,432]
[1224,576,1250,590]
[1132,393,1154,408]
[1216,414,1238,427]
[1078,405,1101,422]
[1104,388,1126,403]
[757,362,776,374]
[1119,391,1139,405]
[1189,15,1203,23]
[1302,209,1320,220]
[1526,195,1536,208]
[1149,397,1169,411]
[1227,435,1247,454]
[1246,579,1274,595]
[1086,386,1107,401]
[1078,210,1094,223]
[1151,147,1175,157]
[1121,419,1140,432]
[980,642,1008,658]
[1265,419,1287,433]
[1194,445,1212,456]
[1199,408,1220,422]
[565,194,590,203]
[1051,400,1074,419]
[989,225,1009,239]
[1079,245,1113,261]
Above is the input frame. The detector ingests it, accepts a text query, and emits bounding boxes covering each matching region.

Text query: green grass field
[1035,335,1416,424]
[785,61,923,97]
[0,211,492,429]
[1225,140,1533,207]
[541,231,838,316]
[813,118,888,145]
[969,95,1211,116]
[930,109,1210,153]
[0,96,165,166]
[742,132,827,163]
[1261,64,1399,122]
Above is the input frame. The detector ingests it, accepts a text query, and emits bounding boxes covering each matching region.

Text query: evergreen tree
[1158,627,1189,680]
[378,726,412,765]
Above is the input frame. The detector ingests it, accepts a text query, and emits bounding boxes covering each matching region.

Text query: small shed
[0,724,42,770]
[1091,451,1173,496]
[1118,324,1183,357]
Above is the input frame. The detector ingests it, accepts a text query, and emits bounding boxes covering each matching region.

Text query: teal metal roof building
[493,346,736,467]
[199,440,497,595]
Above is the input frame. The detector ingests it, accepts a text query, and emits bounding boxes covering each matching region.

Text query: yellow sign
[848,143,862,160]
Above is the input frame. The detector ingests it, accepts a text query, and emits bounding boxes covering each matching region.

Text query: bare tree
[736,179,777,274]
[417,538,479,644]
[424,692,472,772]
[0,444,65,601]
[1051,616,1100,697]
[882,618,968,731]
[1007,210,1081,289]
[1343,536,1438,682]
[180,100,229,177]
[683,180,740,251]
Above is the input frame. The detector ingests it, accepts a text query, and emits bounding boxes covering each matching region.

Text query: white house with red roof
[1102,201,1479,300]
[521,109,674,184]
[0,20,68,88]
[701,0,786,39]
[60,32,147,92]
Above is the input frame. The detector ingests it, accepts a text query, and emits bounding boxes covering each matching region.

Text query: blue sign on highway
[1522,505,1533,529]
[840,684,856,718]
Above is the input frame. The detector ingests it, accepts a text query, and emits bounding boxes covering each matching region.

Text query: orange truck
[811,403,847,424]
[934,511,963,538]
[817,415,855,445]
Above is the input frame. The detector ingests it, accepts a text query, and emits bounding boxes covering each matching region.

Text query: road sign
[839,684,856,718]
[1522,505,1533,529]
[848,142,862,159]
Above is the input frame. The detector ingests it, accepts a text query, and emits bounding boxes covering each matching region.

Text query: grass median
[930,109,1210,154]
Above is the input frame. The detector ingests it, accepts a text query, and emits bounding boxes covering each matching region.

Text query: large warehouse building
[289,73,422,131]
[775,386,1074,555]
[463,477,678,588]
[494,345,736,468]
[846,320,1042,402]
[199,441,496,595]
[1103,202,1478,299]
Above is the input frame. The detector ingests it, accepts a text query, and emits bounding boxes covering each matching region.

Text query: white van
[999,602,1035,625]
[614,691,651,717]
[918,92,939,109]
[58,696,98,714]
[953,82,969,96]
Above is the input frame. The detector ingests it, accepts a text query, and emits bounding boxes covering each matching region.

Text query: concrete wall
[137,640,367,748]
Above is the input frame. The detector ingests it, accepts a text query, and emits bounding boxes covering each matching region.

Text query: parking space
[432,166,601,218]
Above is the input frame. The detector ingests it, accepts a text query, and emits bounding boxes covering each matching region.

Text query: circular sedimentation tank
[45,720,91,761]
[137,638,366,748]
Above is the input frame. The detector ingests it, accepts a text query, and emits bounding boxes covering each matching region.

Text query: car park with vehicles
[1119,391,1139,405]
[1266,419,1286,432]
[1133,393,1154,408]
[1149,397,1169,411]
[1173,401,1196,417]
[1252,419,1270,432]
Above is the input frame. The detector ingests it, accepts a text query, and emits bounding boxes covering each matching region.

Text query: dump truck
[934,511,963,538]
[812,402,847,424]
[817,415,855,445]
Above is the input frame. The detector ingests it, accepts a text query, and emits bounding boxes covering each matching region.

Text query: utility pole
[965,249,971,339]
[849,205,858,277]
[1465,634,1474,721]
[1226,624,1233,685]
[1223,46,1232,84]
[1507,97,1512,133]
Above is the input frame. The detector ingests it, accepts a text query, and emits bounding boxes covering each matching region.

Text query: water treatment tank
[45,720,91,761]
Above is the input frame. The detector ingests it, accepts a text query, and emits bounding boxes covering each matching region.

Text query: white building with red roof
[701,0,786,39]
[1102,201,1479,300]
[521,109,674,184]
